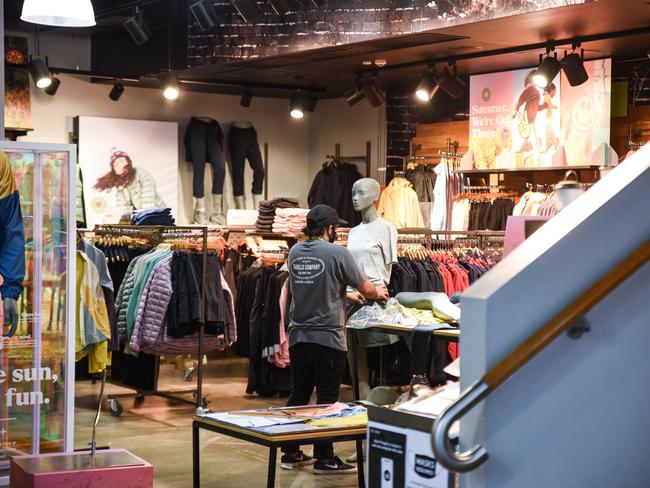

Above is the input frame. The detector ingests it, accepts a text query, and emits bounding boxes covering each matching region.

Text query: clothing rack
[81,224,211,414]
[398,228,505,250]
[325,141,372,177]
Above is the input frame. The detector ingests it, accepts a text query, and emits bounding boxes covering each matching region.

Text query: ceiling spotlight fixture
[290,91,306,119]
[415,67,438,102]
[240,89,253,108]
[345,87,365,106]
[161,72,180,100]
[361,76,385,107]
[29,57,52,89]
[270,0,292,15]
[305,95,318,112]
[191,0,220,31]
[124,7,151,46]
[436,65,465,100]
[21,0,96,27]
[109,83,125,101]
[45,77,61,96]
[230,0,261,22]
[561,47,589,87]
[533,51,561,89]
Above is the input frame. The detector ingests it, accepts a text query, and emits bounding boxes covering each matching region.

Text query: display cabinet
[0,142,76,481]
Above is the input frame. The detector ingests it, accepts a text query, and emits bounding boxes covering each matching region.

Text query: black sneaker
[314,456,357,475]
[280,451,315,470]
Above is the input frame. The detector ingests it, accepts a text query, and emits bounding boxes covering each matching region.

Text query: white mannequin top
[347,217,398,286]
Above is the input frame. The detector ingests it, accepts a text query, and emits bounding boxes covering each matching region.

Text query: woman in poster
[93,151,166,209]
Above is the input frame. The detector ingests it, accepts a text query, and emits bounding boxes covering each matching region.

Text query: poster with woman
[469,58,611,169]
[75,116,178,227]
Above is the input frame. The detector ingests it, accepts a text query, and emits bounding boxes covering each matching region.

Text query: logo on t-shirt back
[291,257,325,284]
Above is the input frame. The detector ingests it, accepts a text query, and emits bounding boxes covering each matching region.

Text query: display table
[347,323,459,400]
[193,406,367,488]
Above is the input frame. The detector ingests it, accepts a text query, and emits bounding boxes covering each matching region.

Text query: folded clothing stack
[132,207,175,226]
[256,198,300,232]
[272,208,309,235]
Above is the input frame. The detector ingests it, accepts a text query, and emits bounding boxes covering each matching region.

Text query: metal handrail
[432,239,650,472]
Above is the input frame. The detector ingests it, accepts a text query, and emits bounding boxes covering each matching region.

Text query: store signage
[469,59,611,169]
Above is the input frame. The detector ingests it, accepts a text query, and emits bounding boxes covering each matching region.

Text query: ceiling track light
[191,0,220,31]
[533,50,561,89]
[415,67,438,102]
[45,77,61,96]
[240,89,253,107]
[361,76,385,107]
[109,83,125,101]
[21,0,96,27]
[345,86,365,106]
[270,0,292,15]
[290,90,307,119]
[305,95,318,112]
[561,45,589,87]
[161,72,179,100]
[230,0,261,22]
[124,7,151,46]
[437,64,465,100]
[29,57,52,89]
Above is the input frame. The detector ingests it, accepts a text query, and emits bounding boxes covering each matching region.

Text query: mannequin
[347,178,398,397]
[229,121,265,209]
[0,152,25,337]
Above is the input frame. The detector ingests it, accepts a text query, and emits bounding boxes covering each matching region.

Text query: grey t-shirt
[288,239,366,351]
[347,217,398,286]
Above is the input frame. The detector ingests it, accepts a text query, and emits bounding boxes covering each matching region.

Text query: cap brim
[336,218,348,226]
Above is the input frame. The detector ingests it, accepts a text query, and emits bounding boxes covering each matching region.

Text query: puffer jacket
[116,256,142,341]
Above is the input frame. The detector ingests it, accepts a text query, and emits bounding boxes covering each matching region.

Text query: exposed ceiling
[175,0,650,99]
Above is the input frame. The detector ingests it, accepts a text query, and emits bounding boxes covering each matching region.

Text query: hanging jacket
[378,177,424,229]
[0,152,25,300]
[308,162,362,227]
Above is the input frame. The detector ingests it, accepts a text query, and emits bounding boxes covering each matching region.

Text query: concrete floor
[74,358,360,487]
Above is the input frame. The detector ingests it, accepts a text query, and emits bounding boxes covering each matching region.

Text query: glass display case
[0,142,75,475]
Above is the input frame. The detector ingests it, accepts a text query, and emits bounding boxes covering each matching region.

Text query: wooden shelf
[455,165,601,174]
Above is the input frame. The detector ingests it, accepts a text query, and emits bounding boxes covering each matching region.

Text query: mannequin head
[352,178,381,212]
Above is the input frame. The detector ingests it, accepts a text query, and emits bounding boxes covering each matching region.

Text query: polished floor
[74,357,360,487]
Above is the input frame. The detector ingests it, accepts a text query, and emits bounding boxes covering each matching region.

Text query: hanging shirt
[430,161,448,232]
[0,151,25,300]
[347,217,398,286]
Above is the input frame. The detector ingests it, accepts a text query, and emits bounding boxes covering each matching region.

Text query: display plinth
[9,449,153,488]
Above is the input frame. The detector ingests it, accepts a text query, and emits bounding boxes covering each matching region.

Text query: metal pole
[196,227,208,413]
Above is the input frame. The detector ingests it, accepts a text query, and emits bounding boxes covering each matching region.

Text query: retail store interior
[0,0,648,487]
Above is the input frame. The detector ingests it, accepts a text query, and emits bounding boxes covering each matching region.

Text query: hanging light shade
[21,0,96,27]
[161,72,180,100]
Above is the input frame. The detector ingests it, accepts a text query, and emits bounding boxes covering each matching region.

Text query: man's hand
[375,284,389,301]
[347,291,365,304]
[3,297,19,337]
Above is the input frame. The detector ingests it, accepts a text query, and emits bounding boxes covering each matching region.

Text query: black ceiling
[5,0,650,99]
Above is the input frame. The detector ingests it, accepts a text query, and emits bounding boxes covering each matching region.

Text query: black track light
[29,57,52,89]
[45,77,61,96]
[270,0,292,15]
[415,68,438,102]
[290,91,307,119]
[361,77,385,107]
[109,83,124,101]
[161,72,179,100]
[191,0,220,31]
[240,89,253,107]
[533,53,561,89]
[230,0,261,22]
[305,95,317,112]
[124,7,151,46]
[436,67,465,100]
[562,50,589,87]
[345,87,365,106]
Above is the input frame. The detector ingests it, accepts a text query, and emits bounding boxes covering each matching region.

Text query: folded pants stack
[272,208,309,235]
[255,198,300,233]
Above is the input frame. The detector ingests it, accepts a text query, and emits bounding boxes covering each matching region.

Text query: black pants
[227,126,264,196]
[186,117,226,198]
[282,342,347,461]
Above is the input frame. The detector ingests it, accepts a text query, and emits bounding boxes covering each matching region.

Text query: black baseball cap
[306,205,348,227]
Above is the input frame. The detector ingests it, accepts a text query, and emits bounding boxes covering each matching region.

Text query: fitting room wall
[20,74,311,223]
